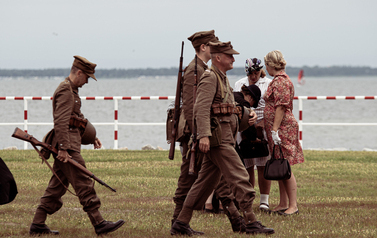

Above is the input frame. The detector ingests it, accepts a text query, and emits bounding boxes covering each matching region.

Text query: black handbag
[263,145,291,180]
[239,139,269,158]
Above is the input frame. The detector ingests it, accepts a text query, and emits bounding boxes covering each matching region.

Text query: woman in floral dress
[263,50,304,216]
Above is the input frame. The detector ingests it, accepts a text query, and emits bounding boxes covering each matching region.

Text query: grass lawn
[0,149,376,237]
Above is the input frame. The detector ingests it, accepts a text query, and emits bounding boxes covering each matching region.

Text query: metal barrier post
[114,98,118,149]
[298,97,303,148]
[23,98,28,149]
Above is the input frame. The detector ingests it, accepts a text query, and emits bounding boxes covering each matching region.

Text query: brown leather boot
[245,221,275,235]
[223,202,245,233]
[170,220,204,236]
[229,216,246,233]
[29,223,59,235]
[171,219,204,236]
[94,219,125,235]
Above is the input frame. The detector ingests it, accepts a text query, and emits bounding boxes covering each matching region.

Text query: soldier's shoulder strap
[210,66,230,103]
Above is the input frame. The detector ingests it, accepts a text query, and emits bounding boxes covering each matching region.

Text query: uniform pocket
[209,117,222,147]
[73,98,81,115]
[68,128,81,152]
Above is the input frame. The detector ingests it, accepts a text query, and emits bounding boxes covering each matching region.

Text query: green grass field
[0,150,376,237]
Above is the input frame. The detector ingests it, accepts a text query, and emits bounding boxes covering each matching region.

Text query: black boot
[245,221,275,235]
[29,223,59,235]
[171,220,204,236]
[94,219,125,235]
[229,216,246,233]
[222,201,245,233]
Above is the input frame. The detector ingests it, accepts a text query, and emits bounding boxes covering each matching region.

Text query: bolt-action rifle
[11,127,116,192]
[189,55,198,175]
[168,41,184,160]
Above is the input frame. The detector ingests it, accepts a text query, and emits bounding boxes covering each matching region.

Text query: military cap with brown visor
[209,41,239,55]
[187,30,219,48]
[73,55,97,81]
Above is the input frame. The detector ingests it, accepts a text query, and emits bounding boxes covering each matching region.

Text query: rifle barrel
[11,127,116,193]
[168,41,184,160]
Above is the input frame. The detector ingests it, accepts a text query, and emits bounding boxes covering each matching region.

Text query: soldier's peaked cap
[188,30,219,48]
[209,41,239,55]
[73,55,97,81]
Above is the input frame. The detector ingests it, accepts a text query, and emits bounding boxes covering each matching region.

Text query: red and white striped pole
[23,98,28,149]
[298,98,303,147]
[114,98,119,149]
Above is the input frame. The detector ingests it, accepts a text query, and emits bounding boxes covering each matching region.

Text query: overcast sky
[1,0,376,69]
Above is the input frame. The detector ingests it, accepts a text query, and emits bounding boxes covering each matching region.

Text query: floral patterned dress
[263,71,304,165]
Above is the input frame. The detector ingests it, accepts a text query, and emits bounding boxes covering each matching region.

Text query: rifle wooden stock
[169,41,184,160]
[11,127,116,192]
[12,127,58,154]
[189,55,198,176]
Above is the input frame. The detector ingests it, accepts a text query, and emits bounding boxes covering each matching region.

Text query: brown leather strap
[69,116,87,131]
[30,143,77,197]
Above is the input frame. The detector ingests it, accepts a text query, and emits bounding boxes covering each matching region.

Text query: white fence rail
[1,95,376,149]
[295,96,377,147]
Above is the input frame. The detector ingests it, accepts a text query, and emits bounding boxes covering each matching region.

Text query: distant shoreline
[1,66,377,78]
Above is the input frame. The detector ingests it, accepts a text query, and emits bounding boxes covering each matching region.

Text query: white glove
[271,130,281,145]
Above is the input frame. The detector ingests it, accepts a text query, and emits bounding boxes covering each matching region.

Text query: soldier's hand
[57,150,71,163]
[248,110,257,126]
[94,138,102,149]
[199,137,210,153]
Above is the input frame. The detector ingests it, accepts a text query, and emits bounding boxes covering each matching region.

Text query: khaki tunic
[36,78,103,226]
[181,57,208,133]
[177,65,257,224]
[194,65,238,143]
[51,78,83,151]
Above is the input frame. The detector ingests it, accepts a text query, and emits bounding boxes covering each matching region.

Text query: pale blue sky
[1,0,376,69]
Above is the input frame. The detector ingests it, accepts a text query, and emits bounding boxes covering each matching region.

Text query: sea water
[0,76,376,150]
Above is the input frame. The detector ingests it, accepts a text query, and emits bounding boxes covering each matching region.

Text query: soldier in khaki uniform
[29,56,124,236]
[171,30,217,235]
[171,31,246,235]
[171,42,275,235]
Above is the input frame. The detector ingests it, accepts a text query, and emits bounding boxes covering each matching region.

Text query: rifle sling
[211,66,230,103]
[30,142,94,197]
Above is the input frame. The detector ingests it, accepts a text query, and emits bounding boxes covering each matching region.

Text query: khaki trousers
[215,176,241,220]
[177,143,257,224]
[33,150,103,226]
[172,136,202,220]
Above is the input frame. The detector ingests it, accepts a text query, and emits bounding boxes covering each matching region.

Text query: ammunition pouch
[210,103,243,147]
[69,116,87,131]
[211,103,239,116]
[211,103,243,120]
[209,117,222,147]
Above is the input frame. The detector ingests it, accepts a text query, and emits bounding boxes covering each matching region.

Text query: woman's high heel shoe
[269,208,288,214]
[278,209,299,216]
